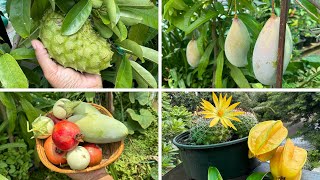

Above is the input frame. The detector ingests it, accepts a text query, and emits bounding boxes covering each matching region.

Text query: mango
[186,39,201,68]
[73,102,100,115]
[225,17,250,67]
[73,113,128,143]
[252,14,293,85]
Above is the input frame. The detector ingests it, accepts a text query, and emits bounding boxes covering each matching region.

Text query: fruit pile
[28,98,128,171]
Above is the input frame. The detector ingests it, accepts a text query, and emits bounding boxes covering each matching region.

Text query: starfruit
[248,120,288,161]
[270,139,307,180]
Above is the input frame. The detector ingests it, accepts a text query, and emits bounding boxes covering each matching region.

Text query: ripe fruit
[186,39,201,68]
[44,136,67,165]
[83,143,103,166]
[67,146,90,170]
[39,11,114,75]
[225,17,250,67]
[52,120,83,151]
[28,116,54,139]
[252,14,293,85]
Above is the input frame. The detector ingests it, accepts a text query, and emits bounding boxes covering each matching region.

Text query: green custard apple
[39,11,114,75]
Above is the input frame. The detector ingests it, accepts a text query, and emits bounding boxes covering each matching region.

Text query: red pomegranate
[52,120,83,151]
[83,143,103,166]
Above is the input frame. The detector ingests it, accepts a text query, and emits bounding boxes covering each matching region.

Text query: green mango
[74,113,128,143]
[73,102,100,115]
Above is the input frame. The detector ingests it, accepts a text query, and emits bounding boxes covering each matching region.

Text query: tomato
[83,143,103,166]
[44,136,67,165]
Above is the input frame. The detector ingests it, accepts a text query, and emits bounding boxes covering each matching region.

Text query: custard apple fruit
[39,11,113,75]
[233,112,258,138]
[190,117,232,145]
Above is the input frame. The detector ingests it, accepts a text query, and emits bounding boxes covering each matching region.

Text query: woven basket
[36,103,125,174]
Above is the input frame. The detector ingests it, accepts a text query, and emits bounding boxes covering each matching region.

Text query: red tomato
[83,143,103,167]
[44,136,67,165]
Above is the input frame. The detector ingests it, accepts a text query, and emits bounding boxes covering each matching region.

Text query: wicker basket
[36,103,125,174]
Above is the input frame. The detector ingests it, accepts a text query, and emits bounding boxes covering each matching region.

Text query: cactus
[233,112,258,138]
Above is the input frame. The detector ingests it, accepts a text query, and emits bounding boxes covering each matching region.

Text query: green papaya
[73,113,128,143]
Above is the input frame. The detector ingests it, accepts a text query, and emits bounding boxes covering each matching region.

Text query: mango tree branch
[276,0,290,88]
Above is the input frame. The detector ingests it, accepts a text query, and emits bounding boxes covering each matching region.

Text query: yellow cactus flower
[270,139,307,180]
[200,92,244,130]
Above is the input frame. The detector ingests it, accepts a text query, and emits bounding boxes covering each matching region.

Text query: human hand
[67,168,113,180]
[31,40,103,88]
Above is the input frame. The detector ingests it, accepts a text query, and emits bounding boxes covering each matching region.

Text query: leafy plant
[0,0,158,88]
[162,0,320,88]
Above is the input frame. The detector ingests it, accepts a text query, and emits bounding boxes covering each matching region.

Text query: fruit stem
[271,0,275,15]
[234,0,238,18]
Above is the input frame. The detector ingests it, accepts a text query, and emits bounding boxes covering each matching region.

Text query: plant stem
[295,0,319,20]
[307,0,320,10]
[211,0,219,88]
[272,0,275,14]
[234,0,237,18]
[298,70,320,88]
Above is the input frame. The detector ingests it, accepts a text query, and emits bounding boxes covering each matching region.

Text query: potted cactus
[173,93,260,180]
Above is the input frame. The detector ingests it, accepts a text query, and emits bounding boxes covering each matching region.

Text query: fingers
[31,39,58,78]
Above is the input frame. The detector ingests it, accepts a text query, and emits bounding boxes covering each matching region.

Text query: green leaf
[300,0,320,22]
[126,108,155,129]
[31,0,49,21]
[61,0,92,35]
[116,0,154,8]
[18,113,35,148]
[0,54,28,88]
[55,0,75,13]
[128,92,150,105]
[130,61,157,88]
[115,56,132,88]
[10,48,35,60]
[215,51,224,88]
[120,10,143,26]
[117,21,128,41]
[48,0,55,11]
[185,11,218,35]
[184,2,204,28]
[0,93,17,134]
[0,174,8,180]
[104,0,120,27]
[246,172,270,180]
[0,143,26,151]
[128,24,149,45]
[226,62,251,88]
[116,39,144,61]
[0,44,11,55]
[208,167,223,180]
[9,0,32,38]
[238,14,262,39]
[121,7,158,29]
[197,41,214,79]
[19,98,43,123]
[93,18,113,38]
[141,46,158,64]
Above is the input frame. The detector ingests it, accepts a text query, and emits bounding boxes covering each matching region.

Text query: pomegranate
[83,143,103,166]
[52,120,83,151]
[47,112,62,124]
[66,146,90,170]
[44,136,67,165]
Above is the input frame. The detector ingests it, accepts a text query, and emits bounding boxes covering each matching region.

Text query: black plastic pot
[173,131,260,180]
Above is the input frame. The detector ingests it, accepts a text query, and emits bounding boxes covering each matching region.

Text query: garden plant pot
[173,131,260,180]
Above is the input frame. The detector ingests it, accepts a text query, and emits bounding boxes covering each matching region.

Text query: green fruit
[72,102,101,115]
[91,0,103,8]
[74,113,128,143]
[186,39,201,68]
[39,11,114,75]
[233,112,258,138]
[225,17,250,67]
[190,117,232,145]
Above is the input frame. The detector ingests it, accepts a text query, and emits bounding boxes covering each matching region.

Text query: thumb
[31,39,58,77]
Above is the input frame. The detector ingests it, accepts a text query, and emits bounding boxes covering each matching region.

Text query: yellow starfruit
[248,120,288,161]
[270,139,307,180]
